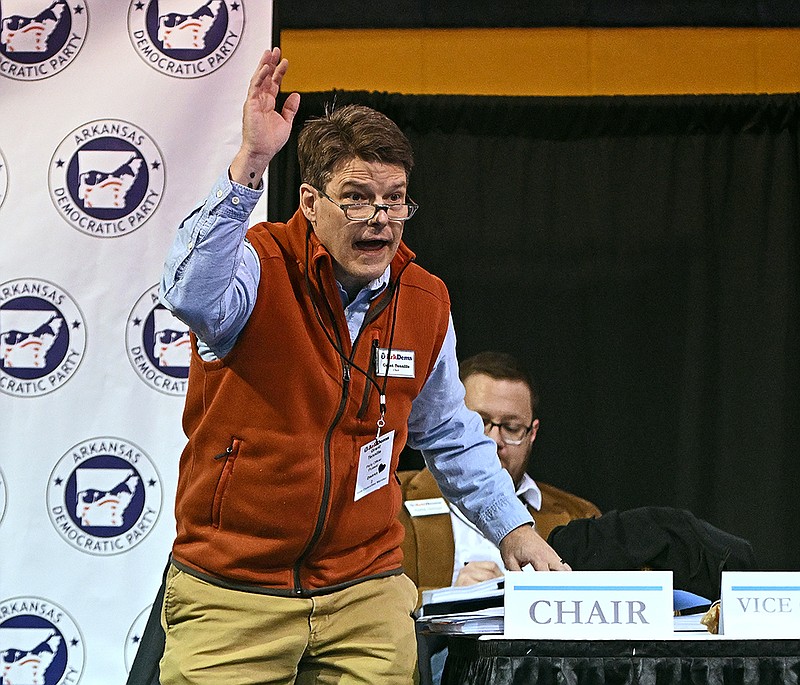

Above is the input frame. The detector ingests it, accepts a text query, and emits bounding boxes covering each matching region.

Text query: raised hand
[230,47,301,187]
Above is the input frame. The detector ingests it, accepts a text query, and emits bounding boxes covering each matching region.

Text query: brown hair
[297,104,414,189]
[459,351,540,420]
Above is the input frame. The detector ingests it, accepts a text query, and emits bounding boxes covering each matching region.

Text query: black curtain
[269,92,800,571]
[277,1,800,28]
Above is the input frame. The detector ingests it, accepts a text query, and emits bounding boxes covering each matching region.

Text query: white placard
[504,570,674,639]
[404,497,450,516]
[721,571,800,638]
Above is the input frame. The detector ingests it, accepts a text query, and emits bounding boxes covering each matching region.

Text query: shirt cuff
[206,172,263,219]
[478,494,535,546]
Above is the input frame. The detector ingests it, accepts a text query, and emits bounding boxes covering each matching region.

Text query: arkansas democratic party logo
[0,0,88,81]
[0,596,85,685]
[124,605,150,673]
[0,278,86,398]
[126,284,189,396]
[48,119,164,238]
[47,437,162,556]
[128,0,243,78]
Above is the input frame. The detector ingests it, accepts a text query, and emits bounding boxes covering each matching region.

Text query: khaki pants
[159,564,418,685]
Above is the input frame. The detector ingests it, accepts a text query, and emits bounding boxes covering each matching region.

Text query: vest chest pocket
[211,438,241,528]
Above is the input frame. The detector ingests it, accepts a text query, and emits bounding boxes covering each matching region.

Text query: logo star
[56,159,65,168]
[133,317,142,327]
[71,320,82,329]
[151,160,161,171]
[73,5,84,14]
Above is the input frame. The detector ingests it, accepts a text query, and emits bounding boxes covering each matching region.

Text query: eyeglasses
[482,419,534,445]
[315,187,418,222]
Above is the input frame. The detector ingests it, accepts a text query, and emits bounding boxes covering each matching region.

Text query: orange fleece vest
[171,209,451,595]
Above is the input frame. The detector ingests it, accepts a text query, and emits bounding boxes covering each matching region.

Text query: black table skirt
[443,637,800,685]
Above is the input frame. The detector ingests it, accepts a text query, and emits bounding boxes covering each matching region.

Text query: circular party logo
[48,119,164,237]
[47,437,163,556]
[0,596,85,685]
[0,0,89,81]
[0,278,86,398]
[127,0,244,78]
[126,284,189,396]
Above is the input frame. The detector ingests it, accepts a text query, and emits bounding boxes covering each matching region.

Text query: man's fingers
[251,48,282,89]
[281,92,301,125]
[273,57,290,84]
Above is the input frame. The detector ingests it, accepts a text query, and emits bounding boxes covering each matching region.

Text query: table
[442,636,800,684]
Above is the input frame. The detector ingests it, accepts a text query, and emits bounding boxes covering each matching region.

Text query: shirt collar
[516,472,542,511]
[336,265,391,306]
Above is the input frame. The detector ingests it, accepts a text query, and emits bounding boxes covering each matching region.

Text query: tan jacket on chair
[398,468,601,601]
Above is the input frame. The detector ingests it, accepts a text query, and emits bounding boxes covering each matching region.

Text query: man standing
[401,351,600,596]
[157,48,568,684]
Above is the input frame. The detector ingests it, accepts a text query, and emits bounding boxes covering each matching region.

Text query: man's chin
[355,253,393,277]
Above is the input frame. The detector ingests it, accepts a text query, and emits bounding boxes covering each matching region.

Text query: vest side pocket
[211,438,241,528]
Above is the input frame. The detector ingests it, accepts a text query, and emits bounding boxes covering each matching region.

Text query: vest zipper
[291,258,411,594]
[293,263,351,595]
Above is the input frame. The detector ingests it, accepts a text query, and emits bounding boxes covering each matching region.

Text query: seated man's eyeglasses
[482,419,534,445]
[315,187,419,222]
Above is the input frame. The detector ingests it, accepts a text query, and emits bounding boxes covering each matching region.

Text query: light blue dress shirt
[160,173,533,546]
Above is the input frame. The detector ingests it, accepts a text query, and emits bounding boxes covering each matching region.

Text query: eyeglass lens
[482,419,529,444]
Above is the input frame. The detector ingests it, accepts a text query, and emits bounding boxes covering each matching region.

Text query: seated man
[400,350,600,595]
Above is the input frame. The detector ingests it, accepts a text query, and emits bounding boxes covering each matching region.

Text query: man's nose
[367,205,391,227]
[484,423,506,447]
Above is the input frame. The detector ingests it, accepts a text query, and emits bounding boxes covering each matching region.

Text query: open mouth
[354,239,390,252]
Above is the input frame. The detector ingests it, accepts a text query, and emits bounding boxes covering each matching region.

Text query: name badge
[404,498,450,517]
[354,430,394,502]
[504,570,674,639]
[721,571,800,638]
[375,348,415,378]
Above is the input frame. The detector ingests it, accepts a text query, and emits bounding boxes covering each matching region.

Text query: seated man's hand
[499,524,571,572]
[454,561,503,586]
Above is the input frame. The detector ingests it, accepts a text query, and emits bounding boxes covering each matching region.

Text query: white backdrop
[0,1,272,683]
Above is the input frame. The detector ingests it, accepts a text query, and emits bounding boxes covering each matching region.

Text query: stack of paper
[417,607,504,635]
[419,576,504,618]
[417,577,505,635]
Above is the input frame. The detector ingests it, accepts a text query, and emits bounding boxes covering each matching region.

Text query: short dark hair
[297,104,414,190]
[459,351,540,420]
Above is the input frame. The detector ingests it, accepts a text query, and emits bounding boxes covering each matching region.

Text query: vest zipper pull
[214,445,233,460]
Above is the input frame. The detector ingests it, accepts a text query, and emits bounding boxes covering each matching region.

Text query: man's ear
[299,183,316,224]
[529,418,540,445]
